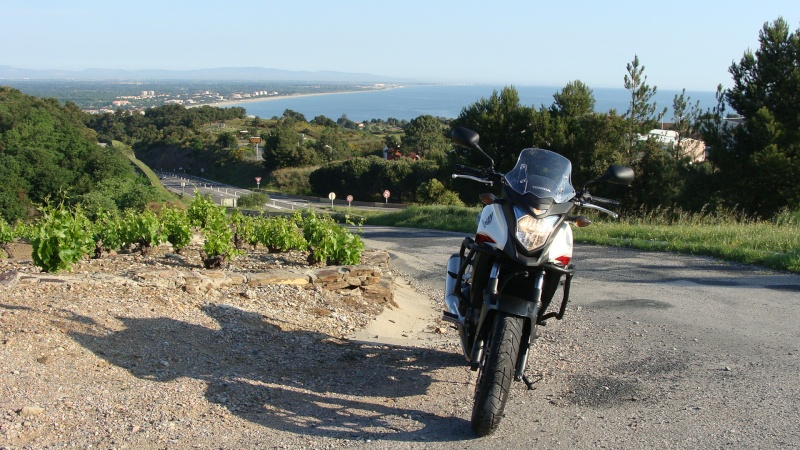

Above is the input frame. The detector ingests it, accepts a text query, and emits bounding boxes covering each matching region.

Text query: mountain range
[0,65,405,82]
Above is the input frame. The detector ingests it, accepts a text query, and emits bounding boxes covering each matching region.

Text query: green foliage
[200,205,240,268]
[30,205,94,273]
[0,217,13,245]
[272,166,317,195]
[187,194,218,228]
[160,206,193,252]
[237,192,270,210]
[716,17,800,217]
[12,220,35,241]
[623,55,667,149]
[301,211,363,265]
[416,179,464,206]
[263,123,317,171]
[91,211,124,257]
[258,215,307,253]
[0,87,151,221]
[120,209,166,255]
[309,156,441,203]
[401,115,450,162]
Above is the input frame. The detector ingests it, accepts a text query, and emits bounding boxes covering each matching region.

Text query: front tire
[471,312,524,436]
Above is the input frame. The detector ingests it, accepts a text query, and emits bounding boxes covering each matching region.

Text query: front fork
[472,261,575,388]
[470,262,544,382]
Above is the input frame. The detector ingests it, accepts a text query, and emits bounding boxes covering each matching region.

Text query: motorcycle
[442,127,634,436]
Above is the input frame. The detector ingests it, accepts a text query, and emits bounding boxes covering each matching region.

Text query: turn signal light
[479,193,497,205]
[574,216,592,228]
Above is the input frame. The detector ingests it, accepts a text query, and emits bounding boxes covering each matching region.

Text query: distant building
[638,129,707,163]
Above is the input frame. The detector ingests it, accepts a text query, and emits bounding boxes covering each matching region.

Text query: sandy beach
[198,84,404,109]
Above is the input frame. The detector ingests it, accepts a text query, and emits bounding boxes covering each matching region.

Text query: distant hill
[0,65,405,82]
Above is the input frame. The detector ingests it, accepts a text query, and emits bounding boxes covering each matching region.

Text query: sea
[228,84,719,123]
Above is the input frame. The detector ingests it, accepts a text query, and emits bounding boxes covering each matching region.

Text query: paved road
[359,226,800,448]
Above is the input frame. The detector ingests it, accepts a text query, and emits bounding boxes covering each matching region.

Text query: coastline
[198,85,406,109]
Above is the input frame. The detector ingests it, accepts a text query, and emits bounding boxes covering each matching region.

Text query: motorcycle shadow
[66,303,473,442]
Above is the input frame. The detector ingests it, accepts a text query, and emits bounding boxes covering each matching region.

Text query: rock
[247,270,311,286]
[0,270,20,287]
[18,406,44,417]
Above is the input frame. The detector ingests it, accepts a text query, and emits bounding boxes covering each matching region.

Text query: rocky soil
[0,241,468,449]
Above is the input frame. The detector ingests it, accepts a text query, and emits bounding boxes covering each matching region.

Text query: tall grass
[364,205,480,233]
[576,205,800,272]
[364,204,800,273]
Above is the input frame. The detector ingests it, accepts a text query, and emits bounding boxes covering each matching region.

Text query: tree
[623,55,666,155]
[670,89,701,161]
[452,86,536,171]
[551,80,595,118]
[400,115,449,161]
[719,17,800,216]
[262,124,312,172]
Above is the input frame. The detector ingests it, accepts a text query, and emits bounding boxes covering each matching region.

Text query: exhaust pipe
[443,254,464,325]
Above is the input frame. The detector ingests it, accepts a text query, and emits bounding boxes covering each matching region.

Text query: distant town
[0,79,399,114]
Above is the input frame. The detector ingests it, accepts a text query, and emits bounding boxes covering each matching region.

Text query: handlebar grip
[454,164,483,177]
[591,196,620,206]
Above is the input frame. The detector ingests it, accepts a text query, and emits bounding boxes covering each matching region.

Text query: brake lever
[452,174,494,186]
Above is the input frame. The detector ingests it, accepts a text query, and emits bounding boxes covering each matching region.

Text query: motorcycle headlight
[514,206,559,251]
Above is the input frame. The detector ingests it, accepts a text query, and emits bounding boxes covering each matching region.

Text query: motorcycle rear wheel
[470,312,524,436]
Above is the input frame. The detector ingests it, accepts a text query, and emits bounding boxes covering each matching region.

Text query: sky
[1,0,798,91]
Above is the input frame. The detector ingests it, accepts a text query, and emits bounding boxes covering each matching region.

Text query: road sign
[328,192,336,207]
[255,177,261,188]
[383,190,390,199]
[346,194,353,207]
[249,137,262,144]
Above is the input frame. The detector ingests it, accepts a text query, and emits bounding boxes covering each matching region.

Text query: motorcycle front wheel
[470,311,523,436]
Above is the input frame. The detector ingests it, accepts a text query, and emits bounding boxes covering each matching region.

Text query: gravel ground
[0,242,492,449]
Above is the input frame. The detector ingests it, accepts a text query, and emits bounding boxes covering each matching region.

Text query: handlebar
[452,173,493,186]
[454,164,484,177]
[453,164,503,185]
[578,202,619,219]
[588,195,620,206]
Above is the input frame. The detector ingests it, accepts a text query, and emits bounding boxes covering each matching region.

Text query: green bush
[91,211,124,258]
[258,215,307,253]
[237,192,270,210]
[160,206,193,253]
[120,209,166,256]
[0,218,13,246]
[200,206,240,268]
[31,205,94,273]
[416,179,465,206]
[301,211,363,265]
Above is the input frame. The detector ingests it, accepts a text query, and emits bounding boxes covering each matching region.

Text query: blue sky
[2,0,797,91]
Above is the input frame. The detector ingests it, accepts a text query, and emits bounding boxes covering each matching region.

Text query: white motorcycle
[443,127,634,436]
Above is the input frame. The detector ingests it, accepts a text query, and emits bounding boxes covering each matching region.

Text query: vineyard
[0,195,364,273]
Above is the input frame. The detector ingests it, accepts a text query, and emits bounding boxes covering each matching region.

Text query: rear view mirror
[601,164,634,186]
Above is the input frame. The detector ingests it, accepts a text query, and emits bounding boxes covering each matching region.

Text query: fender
[469,270,544,367]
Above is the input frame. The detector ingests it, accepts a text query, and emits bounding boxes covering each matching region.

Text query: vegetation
[14,196,363,272]
[1,17,798,274]
[0,87,161,222]
[363,204,800,273]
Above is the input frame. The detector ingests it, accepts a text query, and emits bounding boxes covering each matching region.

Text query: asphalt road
[359,226,800,448]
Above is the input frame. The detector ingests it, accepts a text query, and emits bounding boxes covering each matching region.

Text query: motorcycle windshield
[504,148,575,203]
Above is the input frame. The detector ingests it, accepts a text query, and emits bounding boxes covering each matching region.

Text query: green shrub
[258,216,307,253]
[237,192,270,210]
[200,206,240,268]
[0,218,13,246]
[120,209,166,256]
[187,194,218,228]
[301,211,363,265]
[91,211,124,258]
[160,206,193,253]
[31,205,94,273]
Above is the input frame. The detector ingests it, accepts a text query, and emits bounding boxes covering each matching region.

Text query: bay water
[229,84,719,123]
